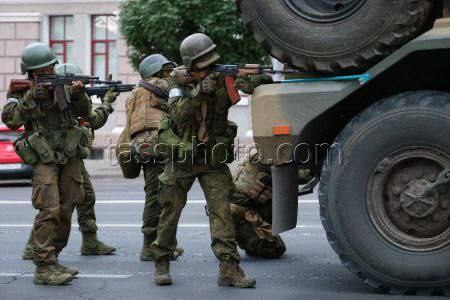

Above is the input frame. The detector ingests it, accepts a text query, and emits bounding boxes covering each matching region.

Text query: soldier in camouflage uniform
[124,54,183,261]
[151,33,272,288]
[232,153,312,258]
[1,43,88,285]
[231,153,286,259]
[21,63,117,259]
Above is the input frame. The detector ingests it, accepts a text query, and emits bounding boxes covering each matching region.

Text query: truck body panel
[252,19,450,165]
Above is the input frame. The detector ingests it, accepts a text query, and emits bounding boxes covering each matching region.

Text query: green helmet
[139,54,177,80]
[54,63,83,76]
[180,33,220,70]
[20,43,58,75]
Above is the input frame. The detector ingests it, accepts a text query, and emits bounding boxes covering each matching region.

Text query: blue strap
[279,73,371,85]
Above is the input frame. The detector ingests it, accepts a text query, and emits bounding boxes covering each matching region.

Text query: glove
[103,88,120,104]
[69,81,84,96]
[253,74,274,86]
[199,74,218,94]
[31,85,49,101]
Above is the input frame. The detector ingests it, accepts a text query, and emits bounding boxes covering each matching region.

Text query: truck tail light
[273,125,291,136]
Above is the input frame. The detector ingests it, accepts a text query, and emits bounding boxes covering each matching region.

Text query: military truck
[242,3,450,296]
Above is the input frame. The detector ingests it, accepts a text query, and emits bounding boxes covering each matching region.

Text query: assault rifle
[174,64,371,104]
[9,74,124,111]
[174,64,305,104]
[85,84,135,101]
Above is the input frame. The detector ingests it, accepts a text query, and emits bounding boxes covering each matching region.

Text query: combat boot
[22,242,34,260]
[34,265,73,286]
[55,260,79,276]
[81,232,116,255]
[141,235,184,261]
[154,260,172,286]
[140,235,154,261]
[172,247,184,259]
[218,259,256,288]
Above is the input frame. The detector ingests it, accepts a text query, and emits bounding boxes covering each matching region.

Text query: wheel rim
[367,147,450,252]
[284,0,366,23]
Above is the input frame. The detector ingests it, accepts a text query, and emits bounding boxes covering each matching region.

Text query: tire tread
[239,0,433,73]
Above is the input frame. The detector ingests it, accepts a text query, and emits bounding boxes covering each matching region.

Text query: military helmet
[180,33,220,70]
[20,43,58,75]
[139,54,177,80]
[54,63,82,76]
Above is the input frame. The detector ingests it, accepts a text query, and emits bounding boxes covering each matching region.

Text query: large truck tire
[239,0,433,73]
[319,91,450,294]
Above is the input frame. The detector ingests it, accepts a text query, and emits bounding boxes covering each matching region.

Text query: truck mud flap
[272,165,298,234]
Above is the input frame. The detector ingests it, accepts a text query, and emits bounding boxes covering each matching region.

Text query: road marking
[0,273,132,279]
[0,224,323,229]
[0,199,319,205]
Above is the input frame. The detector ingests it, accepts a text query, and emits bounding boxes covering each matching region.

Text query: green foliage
[119,0,269,70]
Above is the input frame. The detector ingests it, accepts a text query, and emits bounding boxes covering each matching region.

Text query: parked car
[0,125,33,180]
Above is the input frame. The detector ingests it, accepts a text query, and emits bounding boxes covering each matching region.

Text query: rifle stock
[9,79,33,94]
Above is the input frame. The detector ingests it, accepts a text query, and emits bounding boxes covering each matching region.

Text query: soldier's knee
[251,238,286,259]
[36,207,60,225]
[158,184,186,210]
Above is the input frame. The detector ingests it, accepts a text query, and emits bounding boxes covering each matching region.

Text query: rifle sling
[138,80,169,100]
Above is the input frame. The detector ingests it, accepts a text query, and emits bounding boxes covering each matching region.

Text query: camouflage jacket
[70,92,113,131]
[167,67,270,141]
[1,86,90,164]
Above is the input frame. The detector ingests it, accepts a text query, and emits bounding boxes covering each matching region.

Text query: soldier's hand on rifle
[199,73,218,94]
[31,84,49,101]
[70,80,84,95]
[103,88,120,104]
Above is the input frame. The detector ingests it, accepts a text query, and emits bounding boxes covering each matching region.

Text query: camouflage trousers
[76,160,98,233]
[151,164,240,262]
[142,163,164,243]
[231,191,285,259]
[26,160,97,250]
[31,157,84,266]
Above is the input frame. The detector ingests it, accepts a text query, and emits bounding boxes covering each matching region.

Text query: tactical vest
[129,78,168,137]
[234,155,272,205]
[14,89,87,165]
[164,72,237,166]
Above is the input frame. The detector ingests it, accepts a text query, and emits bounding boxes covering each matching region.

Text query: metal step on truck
[250,18,450,295]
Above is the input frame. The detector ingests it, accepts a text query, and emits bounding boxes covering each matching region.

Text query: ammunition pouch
[77,126,92,159]
[116,126,141,179]
[14,134,39,166]
[79,126,91,148]
[157,115,182,163]
[77,145,90,159]
[131,130,160,164]
[64,126,82,158]
[27,132,55,164]
[210,121,237,167]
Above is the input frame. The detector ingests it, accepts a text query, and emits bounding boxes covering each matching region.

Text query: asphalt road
[0,173,439,300]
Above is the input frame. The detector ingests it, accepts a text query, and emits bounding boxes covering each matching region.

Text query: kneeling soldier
[231,153,286,259]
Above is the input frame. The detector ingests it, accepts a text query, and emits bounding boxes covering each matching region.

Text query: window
[49,16,74,63]
[91,15,118,80]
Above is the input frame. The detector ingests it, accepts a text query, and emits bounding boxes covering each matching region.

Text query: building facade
[0,0,253,154]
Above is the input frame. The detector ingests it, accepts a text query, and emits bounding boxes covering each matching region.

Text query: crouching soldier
[231,153,312,259]
[1,43,87,285]
[231,153,286,258]
[121,54,183,261]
